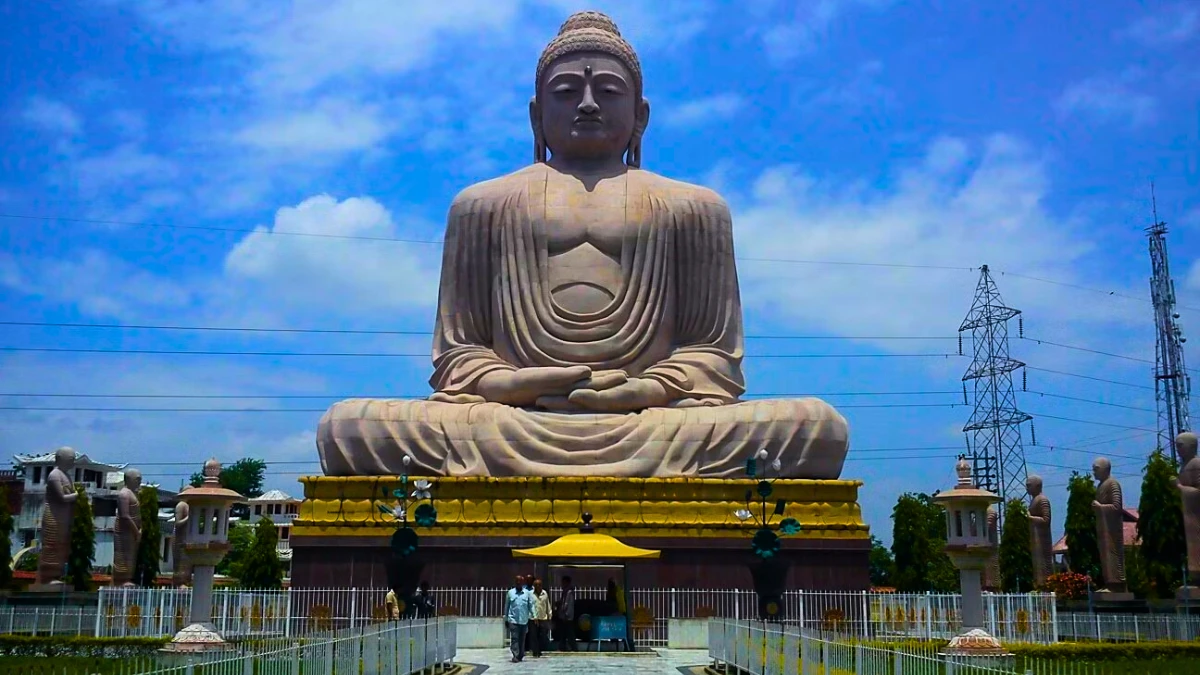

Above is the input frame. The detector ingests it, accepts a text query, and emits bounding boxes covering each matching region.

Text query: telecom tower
[959,264,1032,505]
[1147,191,1192,451]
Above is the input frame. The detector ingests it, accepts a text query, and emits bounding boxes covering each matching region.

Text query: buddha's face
[1093,459,1110,481]
[1178,432,1198,463]
[537,51,646,164]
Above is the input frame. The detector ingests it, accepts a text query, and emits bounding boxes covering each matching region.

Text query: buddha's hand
[566,377,670,413]
[477,366,592,407]
[535,370,628,411]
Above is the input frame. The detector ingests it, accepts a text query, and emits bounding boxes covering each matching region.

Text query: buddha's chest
[536,175,656,314]
[540,175,645,256]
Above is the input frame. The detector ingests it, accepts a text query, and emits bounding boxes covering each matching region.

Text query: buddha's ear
[529,96,547,163]
[627,97,650,168]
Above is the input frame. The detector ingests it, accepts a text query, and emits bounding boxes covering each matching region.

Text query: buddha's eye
[552,85,576,95]
[602,86,624,95]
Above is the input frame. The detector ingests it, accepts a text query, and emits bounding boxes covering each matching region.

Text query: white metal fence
[88,587,1059,645]
[0,606,98,636]
[710,618,1020,675]
[121,618,455,675]
[1056,611,1200,642]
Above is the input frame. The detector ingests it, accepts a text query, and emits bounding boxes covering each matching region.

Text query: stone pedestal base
[27,583,70,593]
[1092,592,1142,614]
[1176,585,1200,608]
[159,622,231,658]
[291,476,870,591]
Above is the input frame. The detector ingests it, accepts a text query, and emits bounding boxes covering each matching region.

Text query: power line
[0,346,964,359]
[0,320,961,341]
[1026,411,1156,433]
[1024,390,1156,414]
[113,445,974,466]
[1025,366,1154,391]
[0,402,968,413]
[0,390,964,399]
[8,211,1199,311]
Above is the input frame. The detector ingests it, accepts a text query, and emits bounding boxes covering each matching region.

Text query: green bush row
[0,655,159,675]
[854,638,1200,663]
[0,634,170,658]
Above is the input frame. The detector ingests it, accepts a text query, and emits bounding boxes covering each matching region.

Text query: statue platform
[289,476,869,590]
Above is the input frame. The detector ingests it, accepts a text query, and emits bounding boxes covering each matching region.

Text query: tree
[999,498,1035,592]
[1064,472,1101,580]
[234,517,285,589]
[1136,449,1187,598]
[891,492,958,592]
[868,535,895,587]
[216,522,254,576]
[133,486,162,587]
[190,458,266,518]
[67,485,96,591]
[0,484,13,590]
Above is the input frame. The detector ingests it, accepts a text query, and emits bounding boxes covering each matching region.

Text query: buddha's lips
[573,118,603,127]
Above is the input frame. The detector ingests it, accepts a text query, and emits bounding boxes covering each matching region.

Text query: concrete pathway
[455,648,709,674]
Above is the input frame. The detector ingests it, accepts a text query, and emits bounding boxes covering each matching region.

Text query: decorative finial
[955,457,973,488]
[402,455,412,468]
[580,511,594,533]
[203,458,221,484]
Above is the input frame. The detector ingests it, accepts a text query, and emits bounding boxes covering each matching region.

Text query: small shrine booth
[513,520,659,652]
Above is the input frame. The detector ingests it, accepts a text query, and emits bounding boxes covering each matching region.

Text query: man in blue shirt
[505,575,533,662]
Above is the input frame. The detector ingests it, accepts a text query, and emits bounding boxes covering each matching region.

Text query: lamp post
[931,458,1012,668]
[734,449,802,621]
[160,459,245,655]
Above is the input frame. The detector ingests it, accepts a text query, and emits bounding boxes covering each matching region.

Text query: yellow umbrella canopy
[512,533,660,560]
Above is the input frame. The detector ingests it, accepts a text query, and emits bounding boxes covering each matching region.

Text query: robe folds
[317,164,849,478]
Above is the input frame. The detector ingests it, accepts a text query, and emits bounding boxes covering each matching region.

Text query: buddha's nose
[578,88,599,115]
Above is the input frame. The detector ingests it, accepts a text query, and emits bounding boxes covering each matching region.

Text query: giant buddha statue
[317,11,850,479]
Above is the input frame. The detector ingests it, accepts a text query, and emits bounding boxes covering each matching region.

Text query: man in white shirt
[505,575,533,662]
[529,578,552,657]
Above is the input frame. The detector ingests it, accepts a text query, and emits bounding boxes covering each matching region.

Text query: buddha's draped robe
[1093,477,1126,589]
[112,487,141,585]
[36,468,74,584]
[318,165,849,478]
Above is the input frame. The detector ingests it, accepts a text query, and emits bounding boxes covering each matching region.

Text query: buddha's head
[1178,431,1198,463]
[1025,474,1043,497]
[531,11,650,168]
[1092,457,1111,482]
[124,468,142,491]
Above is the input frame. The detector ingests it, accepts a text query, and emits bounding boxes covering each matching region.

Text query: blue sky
[2,0,1198,545]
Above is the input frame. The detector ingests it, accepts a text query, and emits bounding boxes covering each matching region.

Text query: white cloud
[23,96,82,135]
[233,98,408,155]
[0,249,195,319]
[1188,260,1200,292]
[757,0,893,61]
[1055,71,1158,128]
[661,93,745,129]
[1122,4,1199,46]
[727,134,1142,347]
[222,195,441,320]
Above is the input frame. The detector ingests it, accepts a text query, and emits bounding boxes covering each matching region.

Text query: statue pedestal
[1176,586,1200,604]
[26,583,70,594]
[291,476,869,591]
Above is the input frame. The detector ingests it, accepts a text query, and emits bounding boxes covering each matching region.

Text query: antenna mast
[1147,184,1192,451]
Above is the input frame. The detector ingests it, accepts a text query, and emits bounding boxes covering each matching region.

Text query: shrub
[1042,571,1092,600]
[0,634,169,658]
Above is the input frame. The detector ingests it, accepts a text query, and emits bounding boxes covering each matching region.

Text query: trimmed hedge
[855,638,1200,663]
[0,634,170,658]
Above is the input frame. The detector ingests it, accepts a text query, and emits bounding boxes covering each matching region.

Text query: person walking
[530,578,551,657]
[505,575,533,663]
[415,581,435,619]
[385,588,400,621]
[554,575,577,651]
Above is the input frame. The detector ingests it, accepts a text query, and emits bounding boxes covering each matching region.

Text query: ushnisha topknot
[535,10,643,98]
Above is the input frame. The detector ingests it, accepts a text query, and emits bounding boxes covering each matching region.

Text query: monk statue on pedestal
[35,447,78,587]
[317,10,850,478]
[112,469,143,587]
[1091,457,1127,594]
[1176,432,1200,587]
[1026,474,1053,587]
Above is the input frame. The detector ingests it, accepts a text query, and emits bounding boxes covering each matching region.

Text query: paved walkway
[455,648,709,674]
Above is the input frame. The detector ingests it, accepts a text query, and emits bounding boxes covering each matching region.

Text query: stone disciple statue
[1026,474,1053,586]
[35,447,79,586]
[1176,432,1200,587]
[317,10,850,478]
[982,505,1000,591]
[172,496,193,587]
[112,469,143,587]
[1091,458,1126,594]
